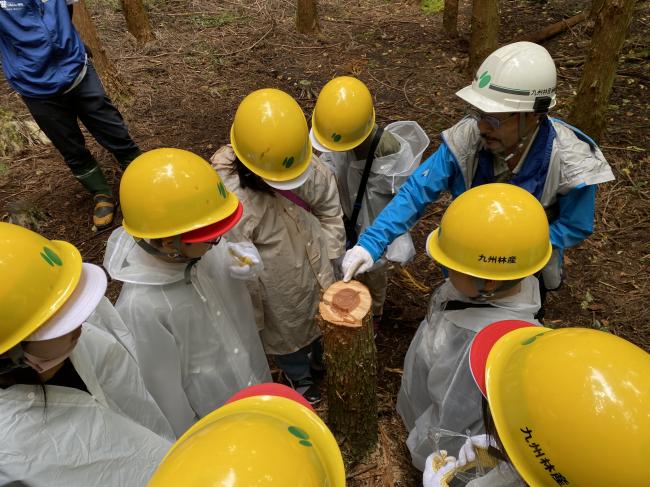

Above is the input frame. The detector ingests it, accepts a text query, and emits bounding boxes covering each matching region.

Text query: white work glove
[423,451,458,487]
[456,434,497,468]
[341,245,374,282]
[227,242,263,280]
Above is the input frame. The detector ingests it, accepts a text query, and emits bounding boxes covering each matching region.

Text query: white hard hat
[456,42,557,113]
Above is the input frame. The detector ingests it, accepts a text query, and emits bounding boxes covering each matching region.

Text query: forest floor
[1,0,648,484]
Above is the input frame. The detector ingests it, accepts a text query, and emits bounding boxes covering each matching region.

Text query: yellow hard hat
[311,76,375,152]
[484,326,650,486]
[426,183,552,280]
[120,148,241,241]
[148,395,346,486]
[0,222,82,354]
[230,88,313,189]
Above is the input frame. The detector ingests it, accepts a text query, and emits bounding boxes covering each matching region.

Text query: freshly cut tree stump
[319,280,377,463]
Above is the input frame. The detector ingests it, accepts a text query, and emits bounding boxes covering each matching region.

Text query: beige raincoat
[211,145,345,355]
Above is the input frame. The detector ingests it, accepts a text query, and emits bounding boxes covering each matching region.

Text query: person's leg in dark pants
[22,93,115,228]
[22,93,106,186]
[275,339,322,405]
[72,63,141,169]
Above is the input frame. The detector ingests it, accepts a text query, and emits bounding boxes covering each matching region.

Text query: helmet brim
[181,201,243,243]
[225,383,315,412]
[469,320,539,397]
[26,263,107,342]
[426,228,552,281]
[456,85,523,113]
[263,163,313,190]
[310,108,376,152]
[309,127,334,153]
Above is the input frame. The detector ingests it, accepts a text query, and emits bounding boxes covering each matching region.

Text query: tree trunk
[468,0,499,75]
[568,0,636,141]
[590,0,607,19]
[72,0,130,104]
[296,0,320,34]
[120,0,155,44]
[318,280,377,463]
[443,0,459,38]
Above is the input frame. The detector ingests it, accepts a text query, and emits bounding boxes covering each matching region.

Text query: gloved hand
[341,245,374,282]
[227,242,263,280]
[423,450,457,487]
[456,434,497,468]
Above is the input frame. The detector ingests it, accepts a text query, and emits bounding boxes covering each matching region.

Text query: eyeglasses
[467,108,517,129]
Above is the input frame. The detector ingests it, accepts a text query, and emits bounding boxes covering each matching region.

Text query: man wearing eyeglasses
[342,41,615,315]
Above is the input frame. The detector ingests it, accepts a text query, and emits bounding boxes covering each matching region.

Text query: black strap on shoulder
[442,300,494,311]
[348,127,384,239]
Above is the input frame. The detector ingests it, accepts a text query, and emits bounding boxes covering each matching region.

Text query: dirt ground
[1,0,648,484]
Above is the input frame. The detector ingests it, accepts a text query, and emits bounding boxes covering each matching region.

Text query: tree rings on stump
[320,279,372,327]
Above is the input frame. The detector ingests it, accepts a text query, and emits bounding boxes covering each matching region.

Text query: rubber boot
[75,165,115,230]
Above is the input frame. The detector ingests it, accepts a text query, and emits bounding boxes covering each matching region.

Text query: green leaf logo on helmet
[40,246,62,267]
[282,156,295,169]
[478,71,491,89]
[331,132,342,143]
[521,332,547,346]
[217,181,227,199]
[288,425,313,447]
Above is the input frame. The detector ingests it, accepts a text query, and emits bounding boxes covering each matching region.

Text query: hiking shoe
[93,193,115,230]
[284,373,321,405]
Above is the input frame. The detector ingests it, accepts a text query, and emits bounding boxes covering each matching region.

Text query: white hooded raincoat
[104,228,271,436]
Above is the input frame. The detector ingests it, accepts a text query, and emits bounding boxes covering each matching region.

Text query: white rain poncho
[104,227,271,437]
[0,319,173,486]
[465,463,526,487]
[397,277,541,470]
[320,121,429,263]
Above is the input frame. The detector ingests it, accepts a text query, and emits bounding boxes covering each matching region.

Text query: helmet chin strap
[470,277,523,302]
[135,238,203,284]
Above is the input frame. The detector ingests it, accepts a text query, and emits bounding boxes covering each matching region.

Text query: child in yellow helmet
[311,76,430,328]
[211,88,345,405]
[422,320,650,486]
[397,183,552,471]
[0,223,173,486]
[148,383,346,486]
[104,148,271,437]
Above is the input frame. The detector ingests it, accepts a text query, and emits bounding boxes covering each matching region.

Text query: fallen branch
[515,11,588,44]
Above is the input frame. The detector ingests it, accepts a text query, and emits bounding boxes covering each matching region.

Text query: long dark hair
[482,395,510,463]
[231,156,276,196]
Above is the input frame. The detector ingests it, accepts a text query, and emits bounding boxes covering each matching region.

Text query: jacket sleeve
[114,292,197,437]
[549,184,596,249]
[306,158,346,259]
[358,143,462,261]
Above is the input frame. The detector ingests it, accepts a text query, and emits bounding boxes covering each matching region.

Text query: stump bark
[319,280,377,463]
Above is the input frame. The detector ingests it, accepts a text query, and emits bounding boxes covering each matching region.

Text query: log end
[319,280,372,327]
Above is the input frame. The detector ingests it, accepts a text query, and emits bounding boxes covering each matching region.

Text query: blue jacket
[0,0,86,97]
[358,117,614,261]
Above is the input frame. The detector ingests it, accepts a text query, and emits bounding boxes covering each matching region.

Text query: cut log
[318,280,377,463]
[515,11,588,44]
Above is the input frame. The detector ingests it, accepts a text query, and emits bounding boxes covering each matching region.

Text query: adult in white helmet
[342,42,614,313]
